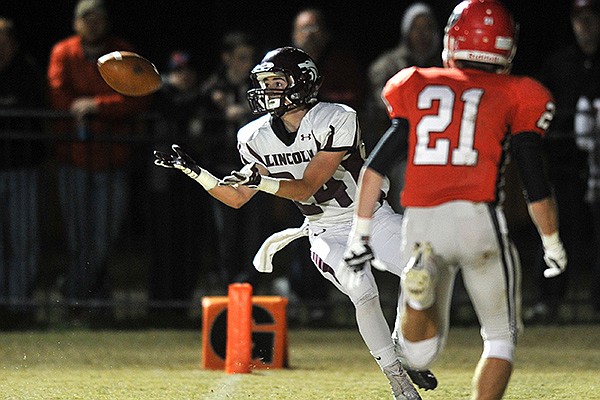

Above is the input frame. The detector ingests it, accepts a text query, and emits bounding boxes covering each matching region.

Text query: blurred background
[0,0,574,79]
[0,0,597,330]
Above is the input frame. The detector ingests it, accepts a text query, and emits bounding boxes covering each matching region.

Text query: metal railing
[0,108,597,329]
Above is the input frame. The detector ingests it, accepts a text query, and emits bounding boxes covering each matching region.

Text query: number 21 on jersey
[414,85,482,166]
[413,84,554,167]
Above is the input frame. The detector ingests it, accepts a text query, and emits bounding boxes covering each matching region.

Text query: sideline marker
[201,295,289,370]
[225,283,253,374]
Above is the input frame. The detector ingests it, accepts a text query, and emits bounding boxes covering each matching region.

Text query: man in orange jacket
[47,0,151,312]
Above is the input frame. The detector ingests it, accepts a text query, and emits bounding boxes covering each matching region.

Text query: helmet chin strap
[270,102,299,117]
[266,91,299,116]
[270,107,287,117]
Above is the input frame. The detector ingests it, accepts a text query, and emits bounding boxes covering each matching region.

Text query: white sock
[355,296,396,368]
[371,343,398,370]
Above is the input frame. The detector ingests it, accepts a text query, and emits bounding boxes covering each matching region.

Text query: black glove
[154,144,201,179]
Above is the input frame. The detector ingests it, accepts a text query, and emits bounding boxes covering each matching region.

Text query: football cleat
[383,361,422,400]
[406,368,438,391]
[393,337,439,391]
[402,242,438,309]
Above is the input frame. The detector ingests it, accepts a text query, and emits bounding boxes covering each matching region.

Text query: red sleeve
[511,77,554,137]
[47,39,76,111]
[382,67,417,119]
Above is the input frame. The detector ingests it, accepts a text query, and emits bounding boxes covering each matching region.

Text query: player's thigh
[459,207,521,342]
[371,203,403,276]
[400,202,509,335]
[309,228,379,304]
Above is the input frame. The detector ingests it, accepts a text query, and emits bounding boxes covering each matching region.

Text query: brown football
[97,51,162,96]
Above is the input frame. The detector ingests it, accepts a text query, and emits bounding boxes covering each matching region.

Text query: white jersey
[237,102,389,227]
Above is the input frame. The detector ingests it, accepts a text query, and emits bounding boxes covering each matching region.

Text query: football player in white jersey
[154,46,426,400]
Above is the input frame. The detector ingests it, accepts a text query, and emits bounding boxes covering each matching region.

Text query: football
[97,51,162,96]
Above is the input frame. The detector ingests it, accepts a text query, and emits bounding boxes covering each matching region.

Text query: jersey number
[414,85,484,166]
[271,171,352,216]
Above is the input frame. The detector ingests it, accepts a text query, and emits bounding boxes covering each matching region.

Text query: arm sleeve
[510,131,552,203]
[364,117,409,176]
[47,44,74,111]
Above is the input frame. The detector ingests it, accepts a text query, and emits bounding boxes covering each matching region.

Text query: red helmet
[442,0,518,73]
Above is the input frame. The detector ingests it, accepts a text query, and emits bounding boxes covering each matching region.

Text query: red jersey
[382,66,554,207]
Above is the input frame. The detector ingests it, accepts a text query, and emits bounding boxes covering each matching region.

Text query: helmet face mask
[247,47,322,116]
[442,0,518,74]
[248,72,289,114]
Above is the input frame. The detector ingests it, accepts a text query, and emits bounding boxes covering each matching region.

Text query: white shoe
[402,242,437,309]
[383,360,422,400]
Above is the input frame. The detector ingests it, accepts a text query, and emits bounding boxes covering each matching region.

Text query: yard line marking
[202,373,243,399]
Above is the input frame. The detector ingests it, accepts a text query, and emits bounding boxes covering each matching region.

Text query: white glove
[220,162,262,187]
[339,239,372,290]
[219,162,280,194]
[542,232,567,278]
[343,240,375,272]
[339,240,387,289]
[340,216,385,290]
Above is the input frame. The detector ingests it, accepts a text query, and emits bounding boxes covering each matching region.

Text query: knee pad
[345,272,379,306]
[402,335,440,370]
[352,288,379,307]
[482,339,515,362]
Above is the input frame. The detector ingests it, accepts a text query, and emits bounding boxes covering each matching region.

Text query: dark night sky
[0,0,575,80]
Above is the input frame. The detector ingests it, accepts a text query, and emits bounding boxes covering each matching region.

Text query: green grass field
[1,325,599,399]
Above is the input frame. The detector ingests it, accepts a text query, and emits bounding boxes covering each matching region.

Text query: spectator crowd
[1,0,599,330]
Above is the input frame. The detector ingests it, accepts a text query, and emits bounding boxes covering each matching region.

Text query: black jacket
[0,50,47,169]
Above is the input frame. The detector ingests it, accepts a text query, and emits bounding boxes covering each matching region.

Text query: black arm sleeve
[510,131,552,203]
[364,118,409,176]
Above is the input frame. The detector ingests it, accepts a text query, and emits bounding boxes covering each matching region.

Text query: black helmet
[247,47,323,116]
